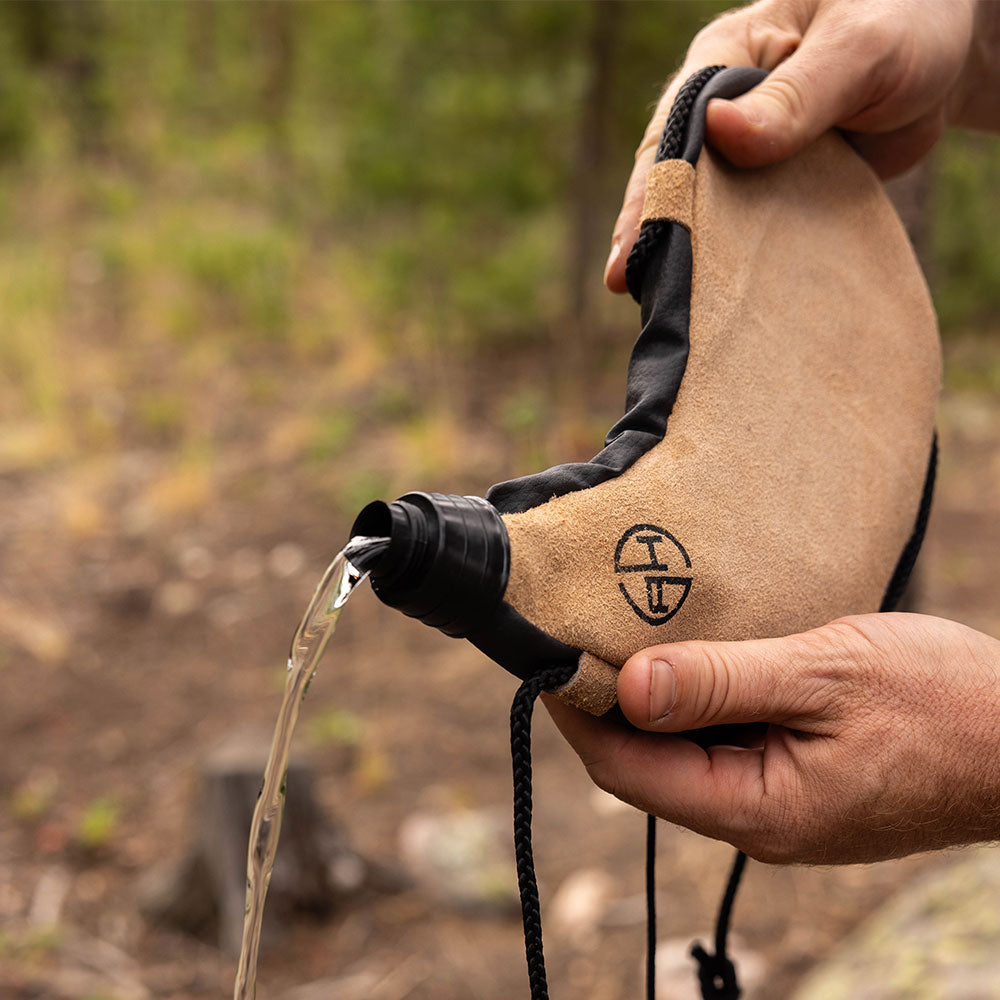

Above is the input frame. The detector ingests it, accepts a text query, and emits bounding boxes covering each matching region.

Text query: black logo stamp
[614,524,692,625]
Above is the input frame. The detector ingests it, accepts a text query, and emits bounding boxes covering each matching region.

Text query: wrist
[961,628,1000,844]
[981,631,1000,839]
[948,0,1000,133]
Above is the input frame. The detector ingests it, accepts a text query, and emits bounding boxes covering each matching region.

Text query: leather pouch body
[468,67,941,714]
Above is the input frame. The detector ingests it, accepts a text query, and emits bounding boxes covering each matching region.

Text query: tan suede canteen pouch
[483,66,941,714]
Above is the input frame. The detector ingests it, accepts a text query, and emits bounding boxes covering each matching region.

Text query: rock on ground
[792,847,1000,1000]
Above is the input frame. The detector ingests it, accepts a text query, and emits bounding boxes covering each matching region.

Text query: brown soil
[2,338,998,1000]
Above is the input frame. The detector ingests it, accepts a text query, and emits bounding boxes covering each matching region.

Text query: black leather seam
[486,67,765,518]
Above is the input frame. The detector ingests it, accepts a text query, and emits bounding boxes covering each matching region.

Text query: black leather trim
[487,231,692,514]
[487,67,764,517]
[880,436,937,612]
[464,601,581,682]
[481,64,933,691]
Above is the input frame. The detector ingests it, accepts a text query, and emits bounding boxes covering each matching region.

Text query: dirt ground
[2,336,999,1000]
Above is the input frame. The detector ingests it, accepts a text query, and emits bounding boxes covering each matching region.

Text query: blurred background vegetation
[2,0,997,524]
[3,5,1000,999]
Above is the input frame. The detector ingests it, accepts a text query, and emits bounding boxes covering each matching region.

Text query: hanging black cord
[646,814,657,1000]
[511,660,745,1000]
[691,849,748,1000]
[510,663,580,1000]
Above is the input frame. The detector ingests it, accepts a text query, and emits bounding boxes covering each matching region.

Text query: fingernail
[648,658,676,723]
[603,240,621,283]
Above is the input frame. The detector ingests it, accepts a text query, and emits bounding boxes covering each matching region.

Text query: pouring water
[232,535,388,1000]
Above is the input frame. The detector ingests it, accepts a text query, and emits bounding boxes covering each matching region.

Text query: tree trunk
[556,0,621,452]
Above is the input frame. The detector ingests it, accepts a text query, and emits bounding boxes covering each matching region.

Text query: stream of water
[232,535,389,1000]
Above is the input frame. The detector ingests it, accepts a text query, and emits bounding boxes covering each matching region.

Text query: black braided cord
[646,814,657,1000]
[655,65,725,162]
[510,663,580,1000]
[691,849,748,1000]
[625,65,726,303]
[510,71,757,999]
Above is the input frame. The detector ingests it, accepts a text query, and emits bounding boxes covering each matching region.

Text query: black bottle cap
[350,492,510,639]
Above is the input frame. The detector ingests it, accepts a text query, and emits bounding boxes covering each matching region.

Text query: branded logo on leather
[614,524,692,625]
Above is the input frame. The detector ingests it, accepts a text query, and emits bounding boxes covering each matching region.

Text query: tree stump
[139,728,396,955]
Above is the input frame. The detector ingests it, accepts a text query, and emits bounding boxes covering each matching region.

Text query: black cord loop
[690,849,748,1000]
[510,661,748,1000]
[625,64,726,302]
[691,944,740,1000]
[510,663,580,1000]
[646,814,657,1000]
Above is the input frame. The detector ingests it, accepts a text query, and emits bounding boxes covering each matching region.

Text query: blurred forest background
[1,3,999,1000]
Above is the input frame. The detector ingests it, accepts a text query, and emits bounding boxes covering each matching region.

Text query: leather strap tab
[640,159,696,230]
[552,652,619,716]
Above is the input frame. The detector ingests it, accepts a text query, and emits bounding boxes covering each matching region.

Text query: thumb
[617,634,839,733]
[706,24,875,168]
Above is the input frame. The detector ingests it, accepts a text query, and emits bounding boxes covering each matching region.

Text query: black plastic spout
[349,492,510,638]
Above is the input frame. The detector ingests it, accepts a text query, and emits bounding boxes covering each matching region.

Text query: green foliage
[79,166,140,219]
[499,388,548,436]
[0,926,64,960]
[451,215,558,348]
[307,410,357,461]
[137,390,186,442]
[74,797,120,850]
[9,774,57,823]
[932,132,1000,333]
[174,220,295,342]
[0,0,995,493]
[305,705,363,749]
[0,250,64,420]
[0,30,35,163]
[371,379,419,423]
[330,468,395,521]
[943,336,1000,394]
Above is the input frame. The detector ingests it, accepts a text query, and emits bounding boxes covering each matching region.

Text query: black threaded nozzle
[349,492,510,638]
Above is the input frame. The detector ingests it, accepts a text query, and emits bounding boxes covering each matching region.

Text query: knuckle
[790,619,881,713]
[688,644,735,726]
[692,1,801,69]
[584,757,622,801]
[823,8,899,91]
[849,14,897,62]
[693,4,757,47]
[807,618,879,670]
[758,72,812,125]
[740,14,801,69]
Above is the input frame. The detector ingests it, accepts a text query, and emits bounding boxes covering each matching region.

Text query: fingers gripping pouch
[354,65,941,717]
[352,66,941,1000]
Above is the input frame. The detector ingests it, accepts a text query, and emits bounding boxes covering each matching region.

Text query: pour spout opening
[349,492,510,638]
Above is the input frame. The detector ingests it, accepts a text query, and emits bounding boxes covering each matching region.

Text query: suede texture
[505,133,941,712]
[640,160,696,231]
[552,652,620,716]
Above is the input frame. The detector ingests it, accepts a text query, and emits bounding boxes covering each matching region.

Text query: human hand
[545,613,1000,864]
[605,0,995,292]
